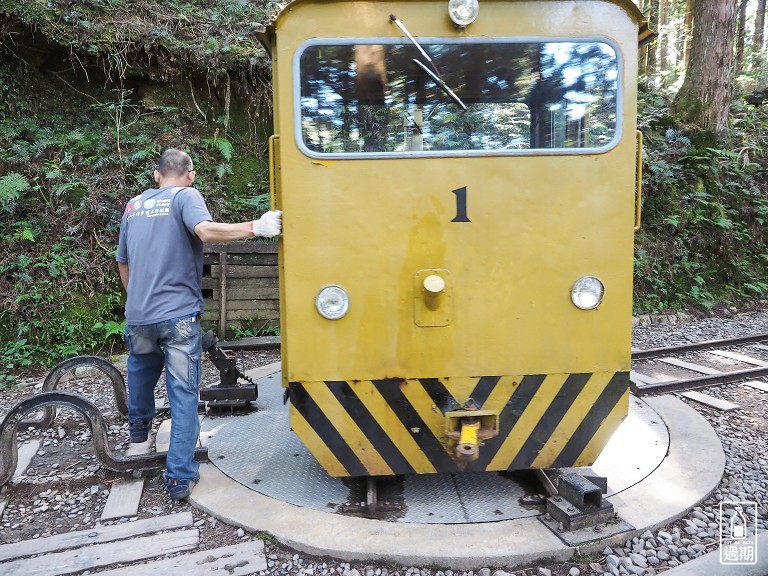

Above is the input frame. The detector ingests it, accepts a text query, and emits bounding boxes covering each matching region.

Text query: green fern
[65,128,85,143]
[31,128,56,156]
[10,142,30,162]
[215,163,233,179]
[204,137,234,161]
[14,226,36,242]
[93,155,114,169]
[129,149,150,164]
[0,173,30,210]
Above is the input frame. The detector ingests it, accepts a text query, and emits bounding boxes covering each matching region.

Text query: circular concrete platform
[189,366,725,569]
[200,372,668,524]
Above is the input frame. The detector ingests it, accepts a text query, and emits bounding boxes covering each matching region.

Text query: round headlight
[448,0,479,28]
[315,285,350,320]
[571,276,605,310]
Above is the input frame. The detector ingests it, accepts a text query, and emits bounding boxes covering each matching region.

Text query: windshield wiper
[411,59,467,111]
[389,14,468,111]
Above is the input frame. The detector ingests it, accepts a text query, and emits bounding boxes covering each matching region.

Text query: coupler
[445,398,499,461]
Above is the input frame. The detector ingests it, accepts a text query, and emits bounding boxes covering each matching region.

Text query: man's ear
[153,169,161,184]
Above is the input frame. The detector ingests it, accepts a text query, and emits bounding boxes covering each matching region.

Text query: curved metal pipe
[24,356,128,428]
[1,390,207,486]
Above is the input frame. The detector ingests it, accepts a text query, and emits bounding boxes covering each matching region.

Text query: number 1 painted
[451,186,470,222]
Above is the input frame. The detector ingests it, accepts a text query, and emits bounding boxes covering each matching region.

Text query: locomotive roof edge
[255,0,655,55]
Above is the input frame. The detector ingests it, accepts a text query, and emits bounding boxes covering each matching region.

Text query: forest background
[1,0,767,385]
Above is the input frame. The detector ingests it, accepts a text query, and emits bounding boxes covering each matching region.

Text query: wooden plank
[93,540,267,575]
[752,344,768,352]
[205,299,280,313]
[659,357,722,375]
[0,512,193,562]
[710,349,768,367]
[154,416,204,453]
[202,277,278,290]
[630,370,661,385]
[12,439,41,480]
[204,253,277,266]
[680,391,740,411]
[155,419,172,452]
[204,242,277,254]
[125,438,153,456]
[0,530,199,576]
[743,380,768,393]
[203,308,279,320]
[244,361,282,380]
[100,478,145,520]
[210,265,279,279]
[213,287,280,300]
[203,309,279,322]
[218,336,281,350]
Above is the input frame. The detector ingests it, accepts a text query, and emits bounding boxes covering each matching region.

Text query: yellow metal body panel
[269,0,641,476]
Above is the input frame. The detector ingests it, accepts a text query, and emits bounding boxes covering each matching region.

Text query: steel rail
[632,332,768,360]
[22,355,129,429]
[632,332,768,395]
[633,366,768,396]
[0,391,208,486]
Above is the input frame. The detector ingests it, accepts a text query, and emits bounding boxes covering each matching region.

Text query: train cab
[257,0,650,478]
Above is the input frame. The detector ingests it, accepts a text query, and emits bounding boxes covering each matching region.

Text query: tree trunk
[736,0,747,72]
[683,0,695,68]
[643,0,660,75]
[659,0,669,71]
[674,0,737,136]
[754,0,766,57]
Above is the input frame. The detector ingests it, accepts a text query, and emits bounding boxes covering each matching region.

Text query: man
[116,148,282,501]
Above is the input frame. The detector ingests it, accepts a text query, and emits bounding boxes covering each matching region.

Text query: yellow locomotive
[258,0,650,478]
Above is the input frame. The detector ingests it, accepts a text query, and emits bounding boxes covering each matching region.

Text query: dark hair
[158,149,193,177]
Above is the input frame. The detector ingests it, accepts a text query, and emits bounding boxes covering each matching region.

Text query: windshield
[297,39,620,156]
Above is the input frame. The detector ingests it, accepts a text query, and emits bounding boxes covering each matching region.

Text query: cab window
[297,39,620,157]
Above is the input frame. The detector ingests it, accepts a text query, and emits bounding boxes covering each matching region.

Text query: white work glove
[251,210,282,237]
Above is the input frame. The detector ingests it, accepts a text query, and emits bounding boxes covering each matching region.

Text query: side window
[298,40,619,156]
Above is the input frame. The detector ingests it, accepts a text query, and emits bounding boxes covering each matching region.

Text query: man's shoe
[166,475,199,501]
[129,420,151,443]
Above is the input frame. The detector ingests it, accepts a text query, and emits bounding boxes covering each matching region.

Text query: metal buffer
[546,471,615,532]
[199,331,258,411]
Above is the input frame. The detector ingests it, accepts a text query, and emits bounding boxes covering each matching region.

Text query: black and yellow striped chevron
[289,371,630,477]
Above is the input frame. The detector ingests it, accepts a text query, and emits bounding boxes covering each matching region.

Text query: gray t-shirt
[116,186,212,325]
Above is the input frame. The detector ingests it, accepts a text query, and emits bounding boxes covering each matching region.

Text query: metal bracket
[538,469,634,545]
[0,391,208,486]
[546,472,613,531]
[199,330,258,409]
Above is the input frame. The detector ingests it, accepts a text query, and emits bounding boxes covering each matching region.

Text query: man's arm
[117,262,129,290]
[194,210,282,243]
[193,221,253,243]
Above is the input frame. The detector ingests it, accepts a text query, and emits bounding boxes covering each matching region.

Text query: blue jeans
[124,314,201,481]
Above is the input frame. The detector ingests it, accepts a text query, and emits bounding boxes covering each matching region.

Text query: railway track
[631,332,768,395]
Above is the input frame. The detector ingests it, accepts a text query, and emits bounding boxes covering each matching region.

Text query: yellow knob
[423,274,445,293]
